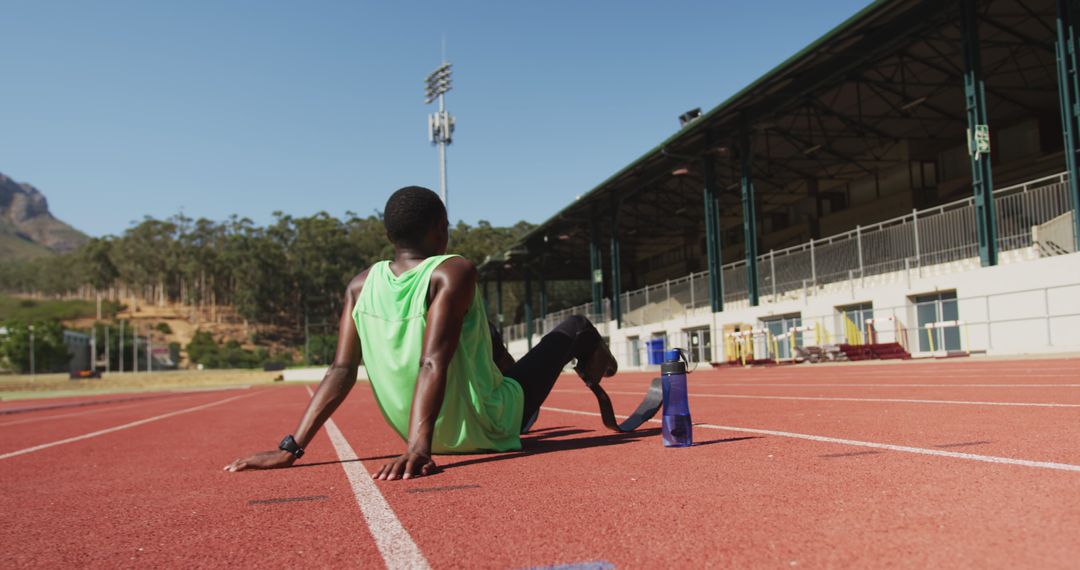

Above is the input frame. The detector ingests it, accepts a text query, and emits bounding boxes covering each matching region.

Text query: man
[225,186,616,480]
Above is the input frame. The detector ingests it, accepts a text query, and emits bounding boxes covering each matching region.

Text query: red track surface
[0,390,196,413]
[4,358,1080,568]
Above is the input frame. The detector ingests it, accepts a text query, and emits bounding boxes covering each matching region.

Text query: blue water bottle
[661,349,693,447]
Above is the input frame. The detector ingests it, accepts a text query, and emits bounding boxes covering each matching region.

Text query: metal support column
[496,266,504,328]
[524,272,534,349]
[589,210,603,321]
[856,225,864,276]
[739,121,761,306]
[806,178,821,239]
[482,279,490,319]
[609,197,623,328]
[539,271,547,323]
[1056,0,1080,249]
[536,251,548,329]
[962,0,999,266]
[703,153,724,313]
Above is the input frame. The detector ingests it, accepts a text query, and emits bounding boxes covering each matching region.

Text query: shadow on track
[286,429,760,471]
[439,430,761,471]
[693,436,761,447]
[438,428,661,471]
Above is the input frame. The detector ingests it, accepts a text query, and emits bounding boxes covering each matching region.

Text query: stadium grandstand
[478,0,1080,367]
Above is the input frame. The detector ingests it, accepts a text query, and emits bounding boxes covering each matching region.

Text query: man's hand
[223,449,296,472]
[374,450,439,481]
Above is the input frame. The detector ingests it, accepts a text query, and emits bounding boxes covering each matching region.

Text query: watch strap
[278,434,305,458]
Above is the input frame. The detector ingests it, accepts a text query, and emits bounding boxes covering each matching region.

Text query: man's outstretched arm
[224,271,367,472]
[374,257,477,480]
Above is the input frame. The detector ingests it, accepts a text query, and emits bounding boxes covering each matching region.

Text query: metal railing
[502,299,612,342]
[502,172,1077,338]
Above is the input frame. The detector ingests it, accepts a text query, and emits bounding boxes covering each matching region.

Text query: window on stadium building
[912,291,961,354]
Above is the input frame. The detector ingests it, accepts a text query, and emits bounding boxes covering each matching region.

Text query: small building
[64,331,90,373]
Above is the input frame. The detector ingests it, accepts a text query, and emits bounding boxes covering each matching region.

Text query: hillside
[2,292,289,368]
[0,233,55,261]
[0,171,88,259]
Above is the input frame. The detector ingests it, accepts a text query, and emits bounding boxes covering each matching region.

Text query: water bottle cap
[662,348,689,375]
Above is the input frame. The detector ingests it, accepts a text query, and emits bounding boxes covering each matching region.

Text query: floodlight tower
[425,62,455,212]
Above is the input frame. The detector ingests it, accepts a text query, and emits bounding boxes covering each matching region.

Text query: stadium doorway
[761,314,802,360]
[683,327,712,364]
[913,291,961,354]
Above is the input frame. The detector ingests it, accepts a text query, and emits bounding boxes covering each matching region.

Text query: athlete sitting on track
[225,186,616,480]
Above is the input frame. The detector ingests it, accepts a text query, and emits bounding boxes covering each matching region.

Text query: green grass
[0,294,123,322]
[0,369,285,401]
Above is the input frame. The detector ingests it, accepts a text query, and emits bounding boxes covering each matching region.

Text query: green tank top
[353,254,523,453]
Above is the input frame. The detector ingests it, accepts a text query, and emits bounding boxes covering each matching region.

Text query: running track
[3,358,1079,568]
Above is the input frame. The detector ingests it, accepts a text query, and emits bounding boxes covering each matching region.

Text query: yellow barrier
[724,329,777,366]
[783,323,822,361]
[843,314,864,345]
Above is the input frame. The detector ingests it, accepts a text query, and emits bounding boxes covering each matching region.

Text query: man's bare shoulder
[345,267,374,301]
[432,256,477,286]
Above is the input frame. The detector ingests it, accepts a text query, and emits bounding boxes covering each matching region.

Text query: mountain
[0,172,88,260]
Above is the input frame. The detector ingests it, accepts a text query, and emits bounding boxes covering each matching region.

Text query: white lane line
[541,406,1080,473]
[662,383,1080,388]
[693,394,1080,408]
[705,374,1080,379]
[0,386,254,416]
[0,388,249,427]
[0,391,255,460]
[171,385,253,393]
[552,389,1080,409]
[306,387,430,570]
[0,401,148,427]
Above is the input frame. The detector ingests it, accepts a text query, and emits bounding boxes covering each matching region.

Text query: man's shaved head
[384,186,447,248]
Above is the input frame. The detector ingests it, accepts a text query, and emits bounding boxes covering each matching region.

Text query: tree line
[0,211,537,332]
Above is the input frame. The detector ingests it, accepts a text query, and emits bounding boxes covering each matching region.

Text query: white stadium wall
[504,250,1080,368]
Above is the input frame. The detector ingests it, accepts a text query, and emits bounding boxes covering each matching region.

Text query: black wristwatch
[278,434,305,458]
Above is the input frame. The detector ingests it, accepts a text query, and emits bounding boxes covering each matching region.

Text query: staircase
[871,342,911,360]
[838,342,910,361]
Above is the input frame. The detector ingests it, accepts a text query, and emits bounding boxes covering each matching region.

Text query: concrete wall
[283,366,368,382]
[505,251,1080,369]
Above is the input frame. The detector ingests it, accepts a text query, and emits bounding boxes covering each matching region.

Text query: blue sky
[0,0,873,237]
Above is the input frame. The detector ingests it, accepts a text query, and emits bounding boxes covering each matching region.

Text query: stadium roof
[480,0,1061,284]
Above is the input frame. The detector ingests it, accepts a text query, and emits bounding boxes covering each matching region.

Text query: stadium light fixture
[425,61,455,212]
[424,63,453,103]
[679,108,702,127]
